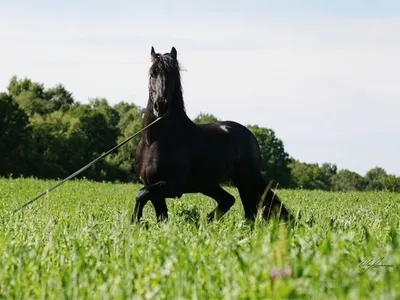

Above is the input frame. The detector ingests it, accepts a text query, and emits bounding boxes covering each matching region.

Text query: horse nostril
[154,102,159,111]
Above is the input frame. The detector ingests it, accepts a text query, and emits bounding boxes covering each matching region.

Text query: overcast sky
[1,0,399,176]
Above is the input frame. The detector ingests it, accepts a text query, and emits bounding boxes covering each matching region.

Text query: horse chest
[140,142,182,185]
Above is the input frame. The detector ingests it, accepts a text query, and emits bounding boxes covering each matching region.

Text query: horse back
[186,120,262,185]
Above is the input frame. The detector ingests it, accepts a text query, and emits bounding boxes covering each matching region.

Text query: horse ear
[151,46,157,60]
[170,47,177,59]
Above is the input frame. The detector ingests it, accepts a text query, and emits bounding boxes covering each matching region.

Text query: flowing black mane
[147,49,185,117]
[149,52,182,79]
[132,46,293,225]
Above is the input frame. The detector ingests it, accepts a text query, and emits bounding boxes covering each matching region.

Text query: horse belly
[184,145,237,190]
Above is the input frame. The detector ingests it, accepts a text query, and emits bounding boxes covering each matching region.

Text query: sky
[1,0,399,176]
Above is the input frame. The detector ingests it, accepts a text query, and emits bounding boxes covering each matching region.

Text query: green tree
[7,76,75,116]
[247,125,291,187]
[7,75,398,189]
[68,104,119,161]
[319,163,338,188]
[89,98,120,128]
[27,104,125,181]
[0,93,30,176]
[7,76,49,116]
[110,102,145,180]
[288,160,337,190]
[27,111,83,178]
[331,169,367,191]
[193,112,219,124]
[384,175,400,192]
[289,160,321,189]
[365,167,388,191]
[7,76,46,99]
[45,83,75,112]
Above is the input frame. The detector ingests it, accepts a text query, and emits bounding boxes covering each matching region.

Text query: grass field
[0,177,399,299]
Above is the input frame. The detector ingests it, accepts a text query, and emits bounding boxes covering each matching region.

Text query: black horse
[132,46,292,223]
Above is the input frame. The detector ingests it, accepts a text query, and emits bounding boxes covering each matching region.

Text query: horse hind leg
[234,172,292,221]
[201,186,235,221]
[259,183,292,221]
[234,182,259,220]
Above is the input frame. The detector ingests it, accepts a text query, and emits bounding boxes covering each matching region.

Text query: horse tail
[258,177,292,220]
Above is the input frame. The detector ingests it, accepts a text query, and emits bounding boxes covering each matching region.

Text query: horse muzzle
[153,100,168,117]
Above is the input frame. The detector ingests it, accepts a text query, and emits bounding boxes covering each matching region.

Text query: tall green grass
[0,178,399,299]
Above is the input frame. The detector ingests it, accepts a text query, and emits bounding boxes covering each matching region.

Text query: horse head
[148,46,184,118]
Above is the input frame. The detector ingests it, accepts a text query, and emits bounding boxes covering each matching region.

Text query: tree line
[1,76,399,192]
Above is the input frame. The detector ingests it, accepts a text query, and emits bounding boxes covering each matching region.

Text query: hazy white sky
[1,1,399,175]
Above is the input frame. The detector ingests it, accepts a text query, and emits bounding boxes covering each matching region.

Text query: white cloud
[1,5,399,175]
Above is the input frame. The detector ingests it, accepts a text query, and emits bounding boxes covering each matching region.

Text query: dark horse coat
[132,46,292,223]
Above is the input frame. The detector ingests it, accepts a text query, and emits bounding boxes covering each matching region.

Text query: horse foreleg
[150,197,168,222]
[132,187,150,223]
[132,181,182,223]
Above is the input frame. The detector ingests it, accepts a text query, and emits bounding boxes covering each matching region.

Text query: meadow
[0,177,399,299]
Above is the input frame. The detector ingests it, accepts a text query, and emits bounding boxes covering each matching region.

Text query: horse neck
[142,91,191,143]
[169,90,186,117]
[143,87,187,127]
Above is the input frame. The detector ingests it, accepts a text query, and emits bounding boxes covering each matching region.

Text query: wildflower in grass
[270,265,292,280]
